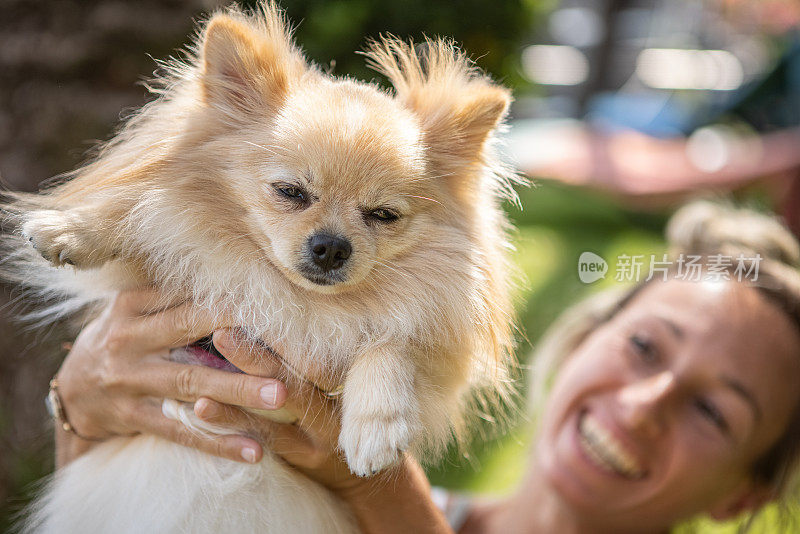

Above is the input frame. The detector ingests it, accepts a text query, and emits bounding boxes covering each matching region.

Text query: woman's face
[536,278,800,530]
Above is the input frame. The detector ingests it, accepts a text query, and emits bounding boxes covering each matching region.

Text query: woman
[51,202,800,533]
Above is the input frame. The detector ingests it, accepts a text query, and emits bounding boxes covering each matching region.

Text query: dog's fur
[3,3,518,532]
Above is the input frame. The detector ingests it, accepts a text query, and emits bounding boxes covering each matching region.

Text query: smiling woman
[509,200,800,533]
[534,276,800,531]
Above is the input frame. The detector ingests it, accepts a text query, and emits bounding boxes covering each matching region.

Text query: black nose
[308,233,352,272]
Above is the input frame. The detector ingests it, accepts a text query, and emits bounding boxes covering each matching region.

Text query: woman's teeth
[578,413,645,479]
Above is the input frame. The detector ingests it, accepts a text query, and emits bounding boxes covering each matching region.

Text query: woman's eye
[367,208,400,223]
[694,398,729,433]
[629,333,658,364]
[275,184,306,201]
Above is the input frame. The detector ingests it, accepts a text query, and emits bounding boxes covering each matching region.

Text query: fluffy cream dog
[4,2,518,532]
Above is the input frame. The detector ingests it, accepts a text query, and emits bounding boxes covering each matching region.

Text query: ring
[45,377,103,441]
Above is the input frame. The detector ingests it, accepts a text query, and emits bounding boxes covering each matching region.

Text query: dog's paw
[339,413,416,477]
[22,212,79,266]
[21,211,97,268]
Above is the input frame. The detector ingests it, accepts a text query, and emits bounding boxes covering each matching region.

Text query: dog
[3,2,518,532]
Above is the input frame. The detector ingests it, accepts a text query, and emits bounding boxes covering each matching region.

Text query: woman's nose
[617,371,677,438]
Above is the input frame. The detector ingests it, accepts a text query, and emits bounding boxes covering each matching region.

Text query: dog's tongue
[186,336,241,373]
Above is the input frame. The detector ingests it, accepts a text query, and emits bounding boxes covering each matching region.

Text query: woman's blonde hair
[528,200,800,526]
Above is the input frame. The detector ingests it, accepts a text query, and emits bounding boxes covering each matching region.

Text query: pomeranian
[4,2,518,532]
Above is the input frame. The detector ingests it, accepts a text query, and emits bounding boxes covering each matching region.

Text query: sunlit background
[2,1,799,531]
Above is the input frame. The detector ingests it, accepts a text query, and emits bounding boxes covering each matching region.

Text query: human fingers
[211,329,330,409]
[132,400,264,464]
[211,329,284,376]
[194,392,354,489]
[121,302,232,353]
[129,361,287,411]
[211,329,336,430]
[194,397,259,428]
[194,398,319,461]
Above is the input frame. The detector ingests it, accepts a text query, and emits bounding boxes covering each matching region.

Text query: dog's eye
[274,184,307,202]
[367,208,400,223]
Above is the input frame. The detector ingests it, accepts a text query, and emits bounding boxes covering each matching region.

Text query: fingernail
[241,447,257,463]
[194,398,210,418]
[260,383,279,408]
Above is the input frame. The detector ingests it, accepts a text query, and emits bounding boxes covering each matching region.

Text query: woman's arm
[337,459,455,534]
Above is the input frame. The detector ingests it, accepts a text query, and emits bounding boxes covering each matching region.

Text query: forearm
[338,458,454,534]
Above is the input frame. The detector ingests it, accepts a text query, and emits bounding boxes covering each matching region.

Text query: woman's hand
[55,289,287,466]
[185,328,360,491]
[197,330,455,534]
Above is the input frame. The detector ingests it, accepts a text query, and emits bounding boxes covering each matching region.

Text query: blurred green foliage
[242,0,548,87]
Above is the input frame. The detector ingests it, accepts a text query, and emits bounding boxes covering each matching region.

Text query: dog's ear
[364,38,511,177]
[417,84,510,174]
[201,7,306,116]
